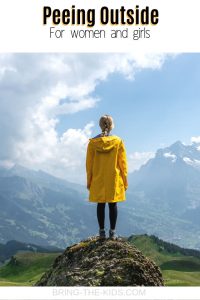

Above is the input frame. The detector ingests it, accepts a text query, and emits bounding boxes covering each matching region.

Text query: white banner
[0,286,200,300]
[0,0,200,52]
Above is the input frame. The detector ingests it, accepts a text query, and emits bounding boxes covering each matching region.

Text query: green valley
[128,234,200,286]
[1,235,200,286]
[0,252,60,286]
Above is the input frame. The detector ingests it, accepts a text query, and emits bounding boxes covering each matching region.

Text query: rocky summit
[35,236,164,286]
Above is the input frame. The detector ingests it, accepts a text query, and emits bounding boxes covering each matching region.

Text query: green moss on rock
[35,236,164,286]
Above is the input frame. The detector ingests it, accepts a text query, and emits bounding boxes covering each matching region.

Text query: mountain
[0,164,138,248]
[128,234,200,286]
[0,165,96,248]
[0,164,85,194]
[35,236,164,286]
[0,240,62,264]
[129,141,200,211]
[1,139,200,251]
[127,141,200,249]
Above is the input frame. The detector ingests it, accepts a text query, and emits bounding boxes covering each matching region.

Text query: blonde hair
[99,115,114,137]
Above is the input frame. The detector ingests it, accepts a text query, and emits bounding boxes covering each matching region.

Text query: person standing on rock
[86,114,128,239]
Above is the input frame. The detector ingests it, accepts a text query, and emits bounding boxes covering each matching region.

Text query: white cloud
[0,53,168,183]
[191,136,200,144]
[37,122,94,184]
[128,151,155,173]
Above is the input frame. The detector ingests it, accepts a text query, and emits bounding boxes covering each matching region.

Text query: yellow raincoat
[86,135,128,203]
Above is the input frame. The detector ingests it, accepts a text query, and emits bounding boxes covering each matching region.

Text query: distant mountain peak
[154,140,200,166]
[170,140,183,148]
[11,163,28,171]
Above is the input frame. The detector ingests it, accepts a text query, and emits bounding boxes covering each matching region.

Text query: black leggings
[97,202,118,230]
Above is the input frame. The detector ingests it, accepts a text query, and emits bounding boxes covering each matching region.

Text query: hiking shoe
[99,229,106,239]
[109,229,117,240]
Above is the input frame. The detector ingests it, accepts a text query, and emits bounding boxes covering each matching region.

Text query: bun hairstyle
[99,114,114,137]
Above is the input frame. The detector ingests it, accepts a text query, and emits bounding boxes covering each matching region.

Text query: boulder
[35,236,164,286]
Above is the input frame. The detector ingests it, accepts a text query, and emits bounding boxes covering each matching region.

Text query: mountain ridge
[1,139,200,249]
[0,239,63,264]
[0,166,95,248]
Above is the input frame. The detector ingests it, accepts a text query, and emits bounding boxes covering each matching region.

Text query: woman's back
[86,135,128,202]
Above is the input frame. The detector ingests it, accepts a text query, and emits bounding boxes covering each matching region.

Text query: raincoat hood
[89,135,121,153]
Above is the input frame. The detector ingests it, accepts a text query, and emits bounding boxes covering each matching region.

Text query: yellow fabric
[86,135,128,203]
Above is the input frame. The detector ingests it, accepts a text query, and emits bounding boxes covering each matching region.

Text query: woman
[86,114,128,239]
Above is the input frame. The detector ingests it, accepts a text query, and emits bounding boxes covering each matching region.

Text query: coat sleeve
[118,139,128,190]
[86,141,94,189]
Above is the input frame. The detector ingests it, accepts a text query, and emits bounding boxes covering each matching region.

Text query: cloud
[0,53,168,183]
[128,152,155,173]
[27,122,94,184]
[191,136,200,144]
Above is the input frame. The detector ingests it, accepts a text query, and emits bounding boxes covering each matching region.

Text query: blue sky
[56,54,200,155]
[1,53,200,183]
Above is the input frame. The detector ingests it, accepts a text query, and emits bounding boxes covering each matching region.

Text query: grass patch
[163,270,200,286]
[129,235,200,286]
[0,252,61,286]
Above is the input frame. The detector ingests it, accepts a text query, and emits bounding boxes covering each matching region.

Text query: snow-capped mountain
[128,140,200,247]
[129,141,200,209]
[157,140,200,169]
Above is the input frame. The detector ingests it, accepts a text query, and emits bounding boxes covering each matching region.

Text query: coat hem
[88,198,126,203]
